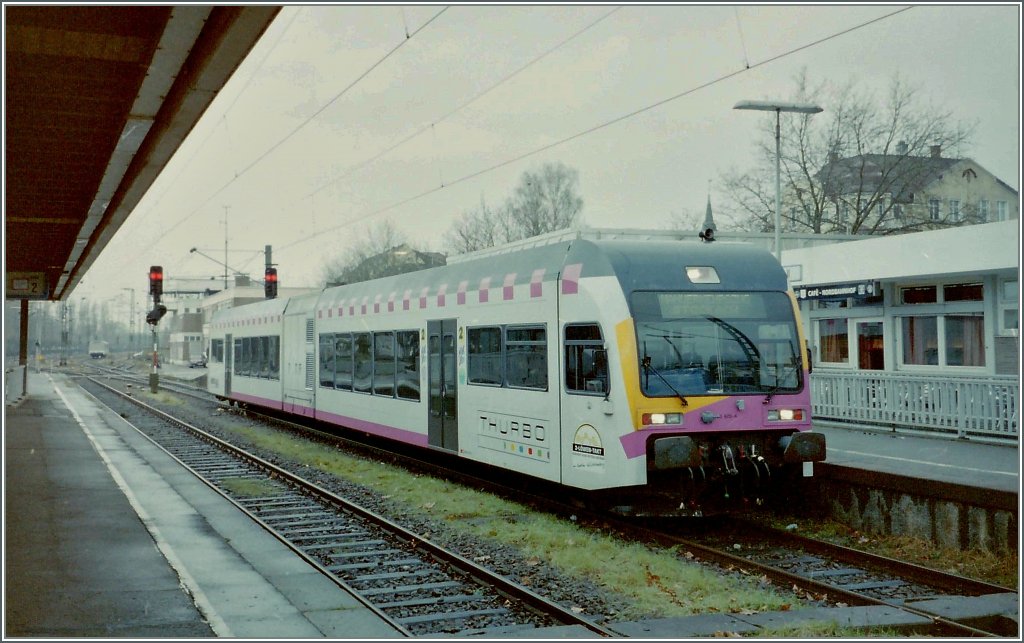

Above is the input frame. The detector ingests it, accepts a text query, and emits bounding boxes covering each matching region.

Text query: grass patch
[755,621,904,638]
[220,476,286,498]
[139,389,183,406]
[217,421,803,619]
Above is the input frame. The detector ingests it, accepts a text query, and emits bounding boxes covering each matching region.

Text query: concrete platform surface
[5,370,402,638]
[814,420,1019,494]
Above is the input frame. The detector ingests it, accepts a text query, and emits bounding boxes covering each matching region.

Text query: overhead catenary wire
[154,6,450,245]
[278,5,915,253]
[302,5,623,201]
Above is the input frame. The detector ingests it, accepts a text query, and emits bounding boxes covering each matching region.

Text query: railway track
[77,371,1017,636]
[227,406,1017,637]
[81,376,616,638]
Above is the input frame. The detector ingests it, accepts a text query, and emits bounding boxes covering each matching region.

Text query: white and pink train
[207,232,825,515]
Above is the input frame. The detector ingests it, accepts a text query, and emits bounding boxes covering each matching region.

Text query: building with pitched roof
[812,142,1018,234]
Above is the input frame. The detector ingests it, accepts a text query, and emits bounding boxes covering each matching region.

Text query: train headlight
[767,408,804,421]
[642,412,683,425]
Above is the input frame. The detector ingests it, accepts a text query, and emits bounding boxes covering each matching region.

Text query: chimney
[930,144,941,158]
[896,140,908,155]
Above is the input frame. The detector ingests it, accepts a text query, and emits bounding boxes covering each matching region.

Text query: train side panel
[282,294,317,417]
[208,297,289,410]
[557,273,642,491]
[454,274,562,484]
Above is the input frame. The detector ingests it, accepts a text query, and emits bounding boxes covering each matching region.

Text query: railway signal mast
[146,265,167,392]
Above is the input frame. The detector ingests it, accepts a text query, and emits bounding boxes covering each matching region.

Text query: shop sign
[795,280,877,301]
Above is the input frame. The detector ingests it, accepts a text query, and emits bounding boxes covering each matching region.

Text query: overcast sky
[76,3,1020,309]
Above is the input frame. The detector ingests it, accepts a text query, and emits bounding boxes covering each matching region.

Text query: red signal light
[264,267,278,298]
[149,265,163,296]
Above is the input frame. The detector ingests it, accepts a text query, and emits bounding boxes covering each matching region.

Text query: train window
[255,337,267,378]
[334,334,352,391]
[210,339,223,363]
[319,333,335,388]
[633,291,801,396]
[353,333,372,393]
[396,330,420,401]
[241,338,252,376]
[565,324,608,395]
[373,331,396,397]
[506,325,547,390]
[468,327,502,385]
[269,336,280,380]
[233,338,243,376]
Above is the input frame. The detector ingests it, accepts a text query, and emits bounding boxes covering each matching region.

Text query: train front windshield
[631,291,802,397]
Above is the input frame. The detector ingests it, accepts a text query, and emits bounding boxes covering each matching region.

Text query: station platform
[4,369,402,638]
[813,419,1019,495]
[4,368,1018,637]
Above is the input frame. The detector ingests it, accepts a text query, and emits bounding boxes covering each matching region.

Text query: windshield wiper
[642,354,688,407]
[763,363,800,405]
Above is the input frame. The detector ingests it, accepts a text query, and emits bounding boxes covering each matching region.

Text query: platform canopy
[4,6,280,301]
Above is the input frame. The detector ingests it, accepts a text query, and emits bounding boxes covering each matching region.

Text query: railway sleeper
[377,593,485,610]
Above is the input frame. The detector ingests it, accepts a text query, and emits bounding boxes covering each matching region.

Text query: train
[88,340,109,359]
[206,230,825,516]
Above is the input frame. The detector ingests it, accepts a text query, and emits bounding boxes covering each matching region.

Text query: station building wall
[782,220,1019,378]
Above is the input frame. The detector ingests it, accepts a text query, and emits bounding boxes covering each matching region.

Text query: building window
[949,199,960,221]
[856,321,885,370]
[945,315,985,367]
[901,316,938,365]
[979,199,989,221]
[819,318,849,363]
[928,199,941,220]
[943,282,983,302]
[901,285,937,304]
[1000,279,1019,336]
[996,201,1008,221]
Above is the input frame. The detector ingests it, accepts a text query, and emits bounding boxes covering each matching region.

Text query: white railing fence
[811,369,1019,440]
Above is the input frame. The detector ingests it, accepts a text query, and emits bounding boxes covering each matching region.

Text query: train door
[224,333,233,396]
[427,319,458,452]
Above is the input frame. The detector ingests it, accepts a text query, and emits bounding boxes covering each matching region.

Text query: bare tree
[508,162,583,237]
[442,196,516,254]
[443,162,584,254]
[720,70,976,235]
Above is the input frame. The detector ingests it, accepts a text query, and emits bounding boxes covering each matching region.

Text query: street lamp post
[733,99,823,262]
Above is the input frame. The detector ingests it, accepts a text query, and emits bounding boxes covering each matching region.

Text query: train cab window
[565,324,608,395]
[319,333,335,388]
[506,325,547,390]
[334,334,353,391]
[353,333,372,393]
